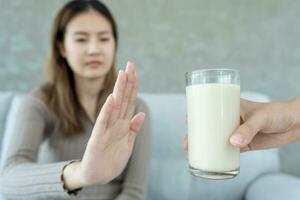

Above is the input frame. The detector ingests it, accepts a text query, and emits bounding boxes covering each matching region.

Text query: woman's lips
[86,61,103,68]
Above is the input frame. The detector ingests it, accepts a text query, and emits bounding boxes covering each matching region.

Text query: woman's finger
[108,70,127,126]
[128,112,145,144]
[124,70,138,120]
[93,94,115,138]
[130,112,145,133]
[120,62,135,119]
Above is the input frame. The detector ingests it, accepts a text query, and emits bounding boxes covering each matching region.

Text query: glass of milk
[185,69,240,180]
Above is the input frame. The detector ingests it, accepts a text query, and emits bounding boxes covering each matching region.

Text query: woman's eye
[100,38,110,42]
[75,38,87,42]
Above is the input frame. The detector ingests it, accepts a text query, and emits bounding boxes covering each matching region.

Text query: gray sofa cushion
[279,141,300,177]
[246,173,300,200]
[141,94,190,200]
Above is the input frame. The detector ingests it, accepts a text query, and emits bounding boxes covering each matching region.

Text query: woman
[0,0,151,199]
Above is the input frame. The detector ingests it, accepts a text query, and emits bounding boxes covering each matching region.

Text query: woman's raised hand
[63,62,146,190]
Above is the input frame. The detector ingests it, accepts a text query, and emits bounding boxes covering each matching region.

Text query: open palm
[80,62,145,185]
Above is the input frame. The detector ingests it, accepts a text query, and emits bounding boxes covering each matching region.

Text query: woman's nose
[87,41,101,56]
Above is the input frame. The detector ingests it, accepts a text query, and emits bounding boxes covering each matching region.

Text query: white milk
[186,83,240,172]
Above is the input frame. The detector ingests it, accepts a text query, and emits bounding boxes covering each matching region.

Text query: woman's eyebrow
[97,31,111,35]
[73,30,111,36]
[73,31,88,36]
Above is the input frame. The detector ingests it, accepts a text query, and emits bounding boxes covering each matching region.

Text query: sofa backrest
[140,92,279,200]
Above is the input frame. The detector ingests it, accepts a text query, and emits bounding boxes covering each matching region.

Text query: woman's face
[61,11,115,80]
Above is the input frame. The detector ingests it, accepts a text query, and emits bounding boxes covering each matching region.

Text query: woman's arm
[0,95,74,200]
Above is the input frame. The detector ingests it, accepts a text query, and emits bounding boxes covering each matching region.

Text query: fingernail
[127,61,132,68]
[230,134,245,146]
[127,61,134,71]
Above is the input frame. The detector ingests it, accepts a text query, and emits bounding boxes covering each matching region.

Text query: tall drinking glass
[185,69,240,180]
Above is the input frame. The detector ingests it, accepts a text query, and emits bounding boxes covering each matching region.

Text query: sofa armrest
[0,93,13,139]
[246,173,300,200]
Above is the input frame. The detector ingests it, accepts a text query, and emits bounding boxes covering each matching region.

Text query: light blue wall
[1,0,300,100]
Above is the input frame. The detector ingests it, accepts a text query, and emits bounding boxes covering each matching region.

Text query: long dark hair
[41,0,118,136]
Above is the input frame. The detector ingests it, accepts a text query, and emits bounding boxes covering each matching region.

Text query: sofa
[0,91,300,200]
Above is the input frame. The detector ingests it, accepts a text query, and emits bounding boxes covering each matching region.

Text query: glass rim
[185,68,239,78]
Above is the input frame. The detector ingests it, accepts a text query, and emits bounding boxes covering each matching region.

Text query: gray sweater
[0,90,151,200]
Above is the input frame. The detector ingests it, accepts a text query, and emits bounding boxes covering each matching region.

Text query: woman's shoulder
[22,88,45,106]
[20,87,51,118]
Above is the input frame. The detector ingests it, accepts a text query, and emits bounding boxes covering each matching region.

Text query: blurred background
[2,2,300,198]
[1,0,300,101]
